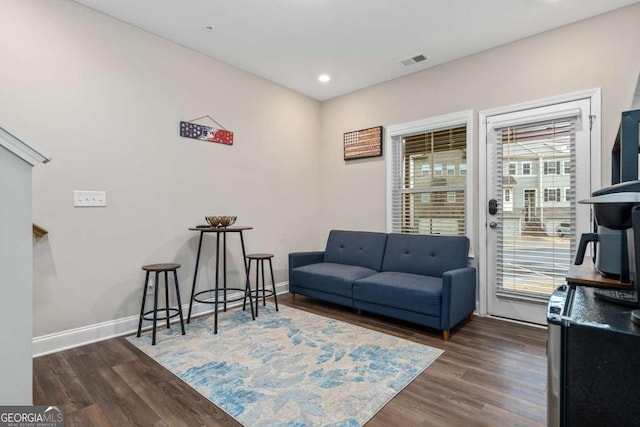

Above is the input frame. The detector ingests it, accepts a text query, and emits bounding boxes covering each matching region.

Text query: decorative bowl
[205,216,237,228]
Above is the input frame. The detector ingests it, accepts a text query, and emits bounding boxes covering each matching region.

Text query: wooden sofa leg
[357,309,362,315]
[442,330,450,341]
[290,292,295,304]
[469,312,474,321]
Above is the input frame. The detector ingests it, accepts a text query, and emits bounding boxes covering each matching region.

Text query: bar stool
[243,254,278,316]
[137,263,185,345]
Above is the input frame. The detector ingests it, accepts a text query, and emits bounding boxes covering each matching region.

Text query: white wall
[0,0,323,337]
[319,4,640,257]
[1,0,639,349]
[0,146,33,404]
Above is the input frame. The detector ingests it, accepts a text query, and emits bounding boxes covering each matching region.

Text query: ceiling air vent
[399,54,428,66]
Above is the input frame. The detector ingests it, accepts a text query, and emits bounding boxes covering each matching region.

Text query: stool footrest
[194,288,251,305]
[142,308,183,322]
[249,289,275,297]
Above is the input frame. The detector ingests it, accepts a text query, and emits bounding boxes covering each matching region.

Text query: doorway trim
[477,88,601,317]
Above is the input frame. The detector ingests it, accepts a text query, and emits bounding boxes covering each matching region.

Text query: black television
[611,109,640,184]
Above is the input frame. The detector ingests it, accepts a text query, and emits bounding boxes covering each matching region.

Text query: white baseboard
[32,282,290,357]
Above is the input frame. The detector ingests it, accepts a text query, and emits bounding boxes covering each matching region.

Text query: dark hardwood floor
[34,295,547,426]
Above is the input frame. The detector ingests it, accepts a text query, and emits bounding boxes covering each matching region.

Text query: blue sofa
[288,230,476,340]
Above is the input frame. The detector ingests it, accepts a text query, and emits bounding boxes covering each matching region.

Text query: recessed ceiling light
[318,74,331,83]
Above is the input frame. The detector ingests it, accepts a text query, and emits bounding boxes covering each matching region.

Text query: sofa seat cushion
[291,263,378,298]
[353,272,442,316]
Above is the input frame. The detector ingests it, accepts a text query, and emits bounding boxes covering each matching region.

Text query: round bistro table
[187,225,254,333]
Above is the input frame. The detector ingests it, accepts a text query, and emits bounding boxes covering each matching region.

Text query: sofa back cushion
[382,233,469,277]
[324,230,388,271]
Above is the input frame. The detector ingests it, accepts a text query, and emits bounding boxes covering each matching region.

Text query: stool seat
[246,253,273,260]
[142,263,181,272]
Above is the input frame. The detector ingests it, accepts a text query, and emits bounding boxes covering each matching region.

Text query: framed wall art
[343,126,383,160]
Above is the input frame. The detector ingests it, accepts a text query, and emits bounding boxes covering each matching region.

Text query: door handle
[489,199,498,215]
[489,222,498,229]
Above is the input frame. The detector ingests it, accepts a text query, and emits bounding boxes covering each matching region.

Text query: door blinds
[494,116,577,296]
[389,125,467,235]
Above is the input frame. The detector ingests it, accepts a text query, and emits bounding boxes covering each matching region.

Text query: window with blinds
[389,125,467,235]
[496,118,576,295]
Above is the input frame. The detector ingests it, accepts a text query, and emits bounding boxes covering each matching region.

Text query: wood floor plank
[479,403,545,427]
[167,378,241,426]
[65,404,115,427]
[94,338,140,366]
[374,386,487,427]
[66,351,162,426]
[33,356,68,407]
[436,352,546,393]
[112,359,222,426]
[33,352,93,412]
[34,294,547,426]
[460,365,547,407]
[32,374,47,406]
[423,361,545,423]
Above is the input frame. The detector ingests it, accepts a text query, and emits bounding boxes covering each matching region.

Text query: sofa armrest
[289,251,325,270]
[441,267,477,330]
[289,251,325,290]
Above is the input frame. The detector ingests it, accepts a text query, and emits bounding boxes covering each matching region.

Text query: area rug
[127,304,443,426]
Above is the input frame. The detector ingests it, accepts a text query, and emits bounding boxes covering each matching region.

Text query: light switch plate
[74,190,107,207]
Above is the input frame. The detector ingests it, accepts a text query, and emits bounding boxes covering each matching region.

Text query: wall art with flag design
[179,121,234,146]
[343,126,383,160]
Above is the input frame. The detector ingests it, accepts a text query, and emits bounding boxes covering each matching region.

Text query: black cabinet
[565,287,640,426]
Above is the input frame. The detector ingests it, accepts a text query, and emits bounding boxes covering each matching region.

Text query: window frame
[544,187,561,202]
[544,160,561,175]
[386,110,473,257]
[521,161,532,176]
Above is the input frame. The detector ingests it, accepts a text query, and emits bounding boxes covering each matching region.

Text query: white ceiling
[73,0,639,101]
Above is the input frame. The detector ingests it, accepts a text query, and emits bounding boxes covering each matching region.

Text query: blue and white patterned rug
[127,304,443,426]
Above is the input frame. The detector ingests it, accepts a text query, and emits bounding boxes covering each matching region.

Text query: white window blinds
[494,117,577,295]
[390,125,467,235]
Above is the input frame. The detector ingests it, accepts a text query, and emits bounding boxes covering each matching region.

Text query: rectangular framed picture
[343,126,383,160]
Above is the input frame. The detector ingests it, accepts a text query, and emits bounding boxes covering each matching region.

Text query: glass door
[484,98,593,324]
